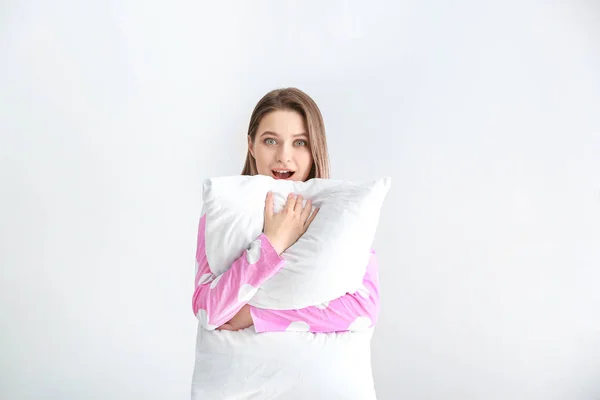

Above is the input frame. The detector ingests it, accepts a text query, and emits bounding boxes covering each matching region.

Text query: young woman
[191,87,380,398]
[192,87,380,333]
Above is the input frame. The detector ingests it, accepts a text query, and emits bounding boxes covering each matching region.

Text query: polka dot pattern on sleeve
[246,239,262,265]
[209,274,222,289]
[286,321,311,332]
[238,283,258,302]
[348,316,372,331]
[315,301,330,309]
[197,273,215,286]
[197,309,217,330]
[356,284,370,299]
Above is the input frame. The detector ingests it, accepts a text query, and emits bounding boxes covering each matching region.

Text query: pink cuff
[256,233,285,273]
[249,306,268,333]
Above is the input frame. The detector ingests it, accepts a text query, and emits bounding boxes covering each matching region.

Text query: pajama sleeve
[192,214,285,330]
[249,249,381,333]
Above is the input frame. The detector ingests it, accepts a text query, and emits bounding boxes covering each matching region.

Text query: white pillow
[202,175,391,310]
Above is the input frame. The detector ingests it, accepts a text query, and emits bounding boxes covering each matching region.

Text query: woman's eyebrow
[259,131,308,138]
[259,131,279,137]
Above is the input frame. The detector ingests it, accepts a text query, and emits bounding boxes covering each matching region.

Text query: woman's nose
[276,145,292,162]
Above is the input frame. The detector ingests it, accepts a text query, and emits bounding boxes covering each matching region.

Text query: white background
[1,0,599,399]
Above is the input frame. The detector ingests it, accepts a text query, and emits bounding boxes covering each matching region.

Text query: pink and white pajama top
[192,214,380,333]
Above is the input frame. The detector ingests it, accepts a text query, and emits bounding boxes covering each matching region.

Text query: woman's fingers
[274,192,315,225]
[264,192,274,217]
[285,193,296,211]
[300,199,312,222]
[305,207,320,229]
[217,323,235,331]
[294,194,304,212]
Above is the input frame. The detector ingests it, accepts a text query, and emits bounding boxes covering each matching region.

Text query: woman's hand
[216,304,253,331]
[263,192,319,255]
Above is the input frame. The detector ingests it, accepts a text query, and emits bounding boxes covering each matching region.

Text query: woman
[191,87,380,398]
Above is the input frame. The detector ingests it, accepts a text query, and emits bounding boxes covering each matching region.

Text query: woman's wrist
[263,233,285,255]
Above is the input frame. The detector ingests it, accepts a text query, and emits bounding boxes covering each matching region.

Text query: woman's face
[248,109,314,182]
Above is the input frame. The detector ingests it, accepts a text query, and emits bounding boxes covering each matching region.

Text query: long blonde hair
[241,87,330,179]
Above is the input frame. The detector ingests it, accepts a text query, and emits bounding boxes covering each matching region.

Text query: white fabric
[202,175,391,309]
[191,325,377,399]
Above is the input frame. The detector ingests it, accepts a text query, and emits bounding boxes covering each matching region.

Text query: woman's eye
[295,140,307,146]
[265,138,276,145]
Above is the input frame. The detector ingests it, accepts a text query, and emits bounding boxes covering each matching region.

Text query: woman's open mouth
[272,169,295,180]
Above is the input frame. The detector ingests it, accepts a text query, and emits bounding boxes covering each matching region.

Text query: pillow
[201,175,391,310]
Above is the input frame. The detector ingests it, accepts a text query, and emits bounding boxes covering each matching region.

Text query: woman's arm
[249,249,380,333]
[192,215,285,330]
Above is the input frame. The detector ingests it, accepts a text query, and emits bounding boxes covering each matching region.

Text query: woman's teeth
[272,170,295,179]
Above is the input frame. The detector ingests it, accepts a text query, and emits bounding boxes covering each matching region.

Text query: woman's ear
[247,135,255,158]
